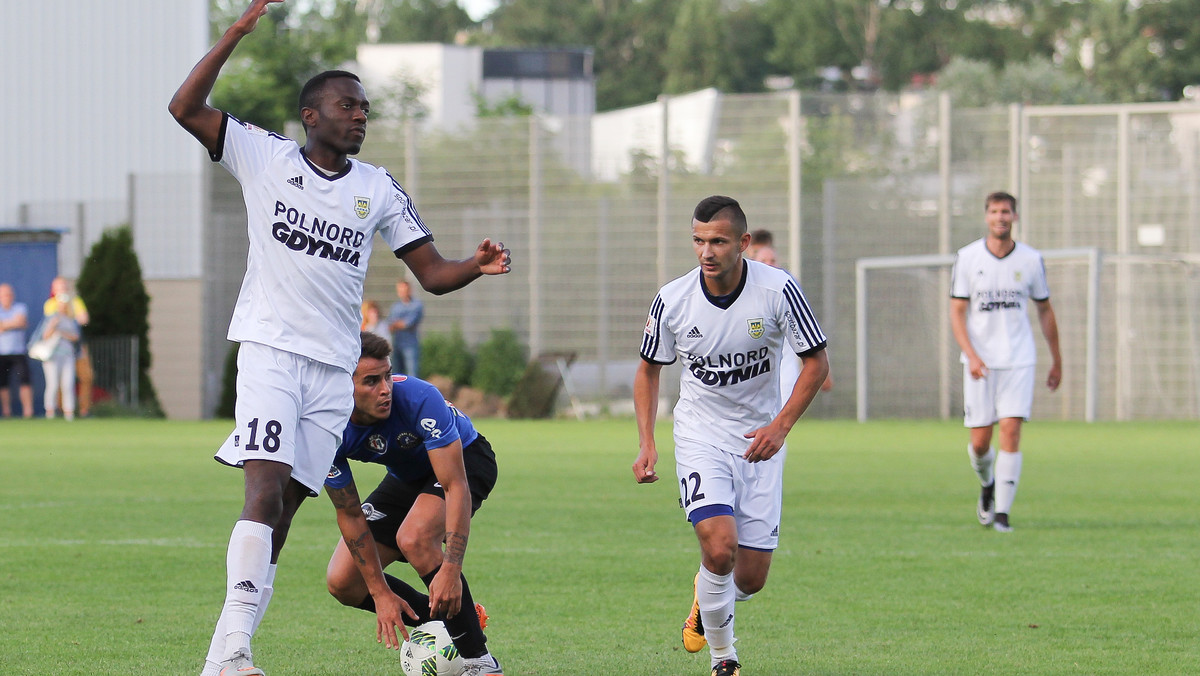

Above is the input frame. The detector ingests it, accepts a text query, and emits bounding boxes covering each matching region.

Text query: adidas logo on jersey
[686,326,704,338]
[233,580,259,594]
[287,175,304,190]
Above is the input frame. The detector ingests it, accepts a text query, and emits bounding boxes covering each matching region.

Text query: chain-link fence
[20,91,1200,419]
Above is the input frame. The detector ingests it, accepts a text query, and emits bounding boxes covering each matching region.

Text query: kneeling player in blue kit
[324,331,502,676]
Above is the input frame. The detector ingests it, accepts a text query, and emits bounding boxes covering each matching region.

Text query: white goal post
[855,248,1102,423]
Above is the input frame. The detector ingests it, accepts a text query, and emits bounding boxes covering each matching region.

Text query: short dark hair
[985,191,1017,211]
[693,195,747,235]
[359,330,391,362]
[750,228,773,246]
[299,70,361,118]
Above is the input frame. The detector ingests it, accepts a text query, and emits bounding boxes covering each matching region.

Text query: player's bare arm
[744,348,829,463]
[1036,298,1062,391]
[950,297,987,378]
[328,481,417,648]
[401,239,511,296]
[425,441,471,618]
[169,0,282,154]
[632,360,663,483]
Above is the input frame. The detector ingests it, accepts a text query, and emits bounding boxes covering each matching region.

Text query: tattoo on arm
[327,485,359,512]
[345,530,370,566]
[443,532,468,566]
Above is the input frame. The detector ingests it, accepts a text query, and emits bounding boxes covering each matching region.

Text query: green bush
[506,360,562,419]
[76,225,163,417]
[420,327,474,385]
[469,328,527,396]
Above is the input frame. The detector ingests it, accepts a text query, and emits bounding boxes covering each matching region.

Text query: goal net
[855,249,1200,422]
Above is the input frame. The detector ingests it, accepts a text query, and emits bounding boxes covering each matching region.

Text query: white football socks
[994,450,1022,514]
[968,444,996,486]
[696,565,737,663]
[219,520,274,659]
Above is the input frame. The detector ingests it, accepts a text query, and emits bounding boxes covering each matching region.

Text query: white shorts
[962,364,1034,428]
[673,437,785,551]
[215,342,354,496]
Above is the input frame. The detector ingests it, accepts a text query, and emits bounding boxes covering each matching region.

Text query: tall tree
[663,0,732,94]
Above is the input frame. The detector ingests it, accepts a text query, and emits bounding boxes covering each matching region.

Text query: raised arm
[168,0,281,154]
[632,359,664,483]
[400,239,511,296]
[424,440,472,618]
[327,480,417,649]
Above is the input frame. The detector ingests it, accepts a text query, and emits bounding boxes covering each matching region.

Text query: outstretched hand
[474,239,511,276]
[232,0,282,35]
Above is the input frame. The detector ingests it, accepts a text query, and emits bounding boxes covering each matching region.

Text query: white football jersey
[950,238,1050,369]
[641,259,827,454]
[217,115,430,372]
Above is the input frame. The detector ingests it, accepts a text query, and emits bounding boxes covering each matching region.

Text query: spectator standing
[43,277,92,417]
[387,279,424,376]
[0,283,35,418]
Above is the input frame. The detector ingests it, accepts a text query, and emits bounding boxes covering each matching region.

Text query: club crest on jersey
[1013,270,1022,282]
[354,196,371,219]
[367,434,386,455]
[747,318,765,339]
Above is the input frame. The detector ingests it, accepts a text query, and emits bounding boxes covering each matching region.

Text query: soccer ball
[400,621,463,676]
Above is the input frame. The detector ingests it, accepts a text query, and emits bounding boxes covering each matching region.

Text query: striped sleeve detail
[640,294,670,362]
[782,279,826,348]
[387,171,431,237]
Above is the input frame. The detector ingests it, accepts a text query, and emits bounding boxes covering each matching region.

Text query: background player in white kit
[169,2,510,674]
[632,196,829,676]
[950,191,1061,533]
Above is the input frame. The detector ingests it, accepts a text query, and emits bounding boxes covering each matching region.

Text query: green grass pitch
[1,417,1196,675]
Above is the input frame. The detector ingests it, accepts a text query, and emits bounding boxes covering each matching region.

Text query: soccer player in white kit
[170,2,511,675]
[633,196,829,676]
[950,191,1061,533]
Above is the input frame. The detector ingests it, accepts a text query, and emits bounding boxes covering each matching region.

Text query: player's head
[351,331,393,424]
[750,228,773,247]
[299,70,368,155]
[693,195,748,236]
[692,195,751,290]
[750,244,778,268]
[985,191,1017,212]
[984,191,1018,241]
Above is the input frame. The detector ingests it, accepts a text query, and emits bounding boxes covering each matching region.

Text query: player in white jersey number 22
[633,195,829,676]
[170,2,511,676]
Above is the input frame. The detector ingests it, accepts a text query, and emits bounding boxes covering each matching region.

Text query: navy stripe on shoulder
[210,113,230,163]
[394,234,434,259]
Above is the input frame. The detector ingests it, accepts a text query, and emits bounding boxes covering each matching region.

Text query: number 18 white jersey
[641,259,827,454]
[216,114,430,373]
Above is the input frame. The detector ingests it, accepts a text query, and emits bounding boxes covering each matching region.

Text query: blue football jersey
[326,375,478,490]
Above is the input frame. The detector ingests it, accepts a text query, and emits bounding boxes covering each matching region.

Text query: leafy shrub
[76,225,162,416]
[420,327,474,385]
[506,360,562,419]
[469,328,527,396]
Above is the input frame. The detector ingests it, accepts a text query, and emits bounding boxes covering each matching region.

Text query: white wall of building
[1,0,209,278]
